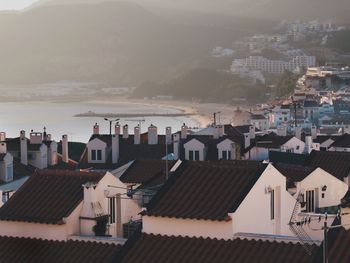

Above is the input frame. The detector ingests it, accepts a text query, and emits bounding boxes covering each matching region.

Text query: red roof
[0,170,105,224]
[118,233,315,263]
[145,161,266,221]
[0,236,120,263]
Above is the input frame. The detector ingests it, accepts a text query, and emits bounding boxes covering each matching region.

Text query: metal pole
[165,142,169,181]
[323,221,328,263]
[109,121,112,135]
[213,112,216,126]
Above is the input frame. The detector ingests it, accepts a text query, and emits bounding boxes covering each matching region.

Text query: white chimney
[123,125,129,139]
[305,136,313,154]
[277,126,287,137]
[115,124,121,135]
[112,134,119,164]
[62,135,69,163]
[0,132,6,142]
[295,126,302,140]
[311,126,317,140]
[93,123,99,135]
[148,124,158,145]
[173,134,180,160]
[181,124,188,140]
[244,134,251,149]
[30,132,43,144]
[134,126,141,145]
[218,125,225,138]
[231,142,241,160]
[20,130,28,166]
[166,127,172,144]
[249,125,255,139]
[0,142,6,154]
[213,126,220,139]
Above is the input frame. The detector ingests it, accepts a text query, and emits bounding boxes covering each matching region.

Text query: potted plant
[92,216,109,236]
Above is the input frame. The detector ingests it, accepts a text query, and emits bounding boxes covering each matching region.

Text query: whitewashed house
[142,161,297,240]
[246,135,306,161]
[0,170,140,242]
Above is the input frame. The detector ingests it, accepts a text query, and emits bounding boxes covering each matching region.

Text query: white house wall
[232,164,295,237]
[217,139,234,160]
[0,203,82,241]
[299,168,348,208]
[184,139,205,161]
[142,216,233,240]
[87,138,107,163]
[281,137,305,154]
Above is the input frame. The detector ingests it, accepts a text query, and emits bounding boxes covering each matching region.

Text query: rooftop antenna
[104,118,120,135]
[125,118,146,130]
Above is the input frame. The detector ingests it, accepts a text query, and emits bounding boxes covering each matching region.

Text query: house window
[91,149,102,161]
[270,189,275,220]
[306,190,315,213]
[109,197,116,224]
[189,150,200,161]
[222,150,232,160]
[6,165,13,182]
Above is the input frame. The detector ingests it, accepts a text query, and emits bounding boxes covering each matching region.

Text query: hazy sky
[0,0,38,10]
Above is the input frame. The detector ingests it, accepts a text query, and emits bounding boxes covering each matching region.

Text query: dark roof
[273,163,315,188]
[5,137,44,152]
[0,153,6,161]
[255,134,294,149]
[118,233,315,263]
[144,161,267,221]
[329,133,350,148]
[58,141,86,163]
[340,188,350,208]
[251,114,267,120]
[79,134,171,169]
[226,125,260,135]
[119,159,176,187]
[88,134,113,146]
[304,100,319,108]
[307,150,350,180]
[0,236,120,263]
[313,220,350,263]
[269,151,308,165]
[313,135,337,144]
[0,170,105,224]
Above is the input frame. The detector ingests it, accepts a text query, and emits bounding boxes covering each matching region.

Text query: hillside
[38,0,350,23]
[0,1,255,85]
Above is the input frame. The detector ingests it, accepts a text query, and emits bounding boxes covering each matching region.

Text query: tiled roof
[119,159,176,187]
[117,233,315,263]
[79,134,171,169]
[255,134,294,149]
[340,189,350,208]
[304,100,319,108]
[307,151,350,180]
[313,221,350,263]
[0,170,105,224]
[0,236,120,263]
[5,137,43,152]
[144,161,266,221]
[329,133,350,148]
[251,114,267,120]
[269,151,308,165]
[273,163,315,188]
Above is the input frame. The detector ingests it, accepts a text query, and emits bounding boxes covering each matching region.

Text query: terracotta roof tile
[0,236,120,263]
[307,151,350,180]
[145,161,266,221]
[118,233,315,263]
[119,159,176,187]
[0,170,105,224]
